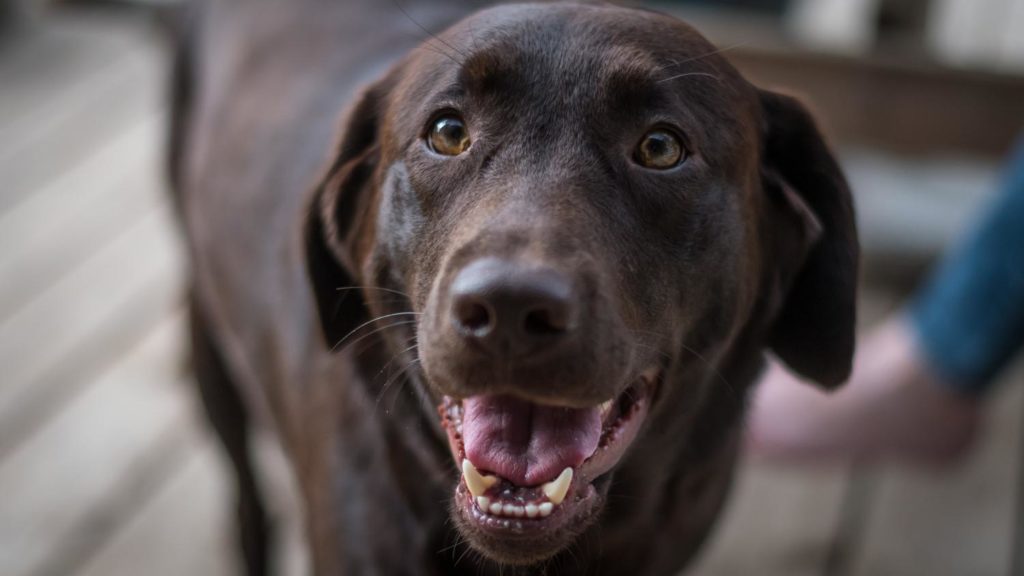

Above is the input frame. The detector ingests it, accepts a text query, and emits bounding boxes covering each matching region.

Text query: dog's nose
[449,259,575,355]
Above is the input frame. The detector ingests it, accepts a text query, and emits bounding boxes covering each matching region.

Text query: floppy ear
[759,90,859,389]
[305,77,393,348]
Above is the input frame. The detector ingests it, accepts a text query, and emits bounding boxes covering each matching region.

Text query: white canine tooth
[462,459,499,497]
[541,467,574,505]
[599,399,614,415]
[512,506,525,518]
[476,496,491,512]
[489,502,503,515]
[502,503,515,516]
[525,503,539,518]
[538,502,554,517]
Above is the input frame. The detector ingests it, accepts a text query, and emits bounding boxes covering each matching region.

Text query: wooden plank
[0,314,193,576]
[657,5,1024,156]
[693,462,851,576]
[0,28,104,122]
[0,44,164,214]
[787,0,880,54]
[0,111,178,458]
[0,26,160,155]
[0,10,151,134]
[75,443,236,576]
[0,114,165,318]
[1003,0,1024,68]
[0,105,163,222]
[1013,360,1024,575]
[844,360,1024,576]
[0,113,161,250]
[0,260,185,462]
[846,150,997,267]
[73,394,313,576]
[694,287,905,575]
[0,206,184,457]
[927,0,1012,68]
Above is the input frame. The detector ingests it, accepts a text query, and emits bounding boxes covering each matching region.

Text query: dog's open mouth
[438,369,659,547]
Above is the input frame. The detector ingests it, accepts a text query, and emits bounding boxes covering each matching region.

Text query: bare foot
[747,317,982,466]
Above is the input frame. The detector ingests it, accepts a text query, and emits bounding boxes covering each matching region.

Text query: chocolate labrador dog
[171,0,858,574]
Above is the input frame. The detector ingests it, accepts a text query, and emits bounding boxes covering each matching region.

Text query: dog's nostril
[454,298,494,336]
[523,306,568,336]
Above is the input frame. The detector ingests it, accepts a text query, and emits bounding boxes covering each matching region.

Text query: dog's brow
[435,83,468,103]
[600,54,665,106]
[607,66,659,93]
[457,47,517,93]
[599,47,662,89]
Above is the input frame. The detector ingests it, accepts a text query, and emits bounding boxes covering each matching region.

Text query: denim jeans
[911,138,1024,394]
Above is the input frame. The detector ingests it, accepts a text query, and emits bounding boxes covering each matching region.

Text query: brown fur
[172,1,858,574]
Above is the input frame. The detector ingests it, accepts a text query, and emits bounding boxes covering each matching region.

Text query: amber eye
[635,129,685,169]
[427,114,472,156]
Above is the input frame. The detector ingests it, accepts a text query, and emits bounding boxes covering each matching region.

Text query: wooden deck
[0,8,1020,576]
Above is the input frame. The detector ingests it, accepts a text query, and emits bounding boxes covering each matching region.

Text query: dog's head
[306,2,857,565]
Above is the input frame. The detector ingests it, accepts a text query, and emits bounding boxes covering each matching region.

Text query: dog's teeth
[541,467,573,505]
[462,459,498,497]
[466,462,571,518]
[599,399,614,415]
[480,500,546,518]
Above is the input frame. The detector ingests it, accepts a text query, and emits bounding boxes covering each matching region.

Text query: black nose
[449,259,575,355]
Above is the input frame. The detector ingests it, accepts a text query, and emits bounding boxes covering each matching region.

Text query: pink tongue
[462,395,602,486]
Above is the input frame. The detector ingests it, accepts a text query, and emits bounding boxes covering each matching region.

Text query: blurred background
[0,0,1021,574]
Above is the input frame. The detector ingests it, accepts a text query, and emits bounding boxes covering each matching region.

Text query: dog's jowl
[172,1,859,574]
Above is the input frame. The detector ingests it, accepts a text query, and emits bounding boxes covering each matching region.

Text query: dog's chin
[436,370,659,565]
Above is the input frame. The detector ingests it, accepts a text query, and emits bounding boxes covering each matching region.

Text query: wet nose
[449,258,575,356]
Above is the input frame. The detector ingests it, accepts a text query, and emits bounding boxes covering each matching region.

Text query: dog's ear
[305,76,393,348]
[759,90,859,389]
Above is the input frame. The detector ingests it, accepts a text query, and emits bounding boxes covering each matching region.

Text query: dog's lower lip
[455,480,600,538]
[438,372,658,533]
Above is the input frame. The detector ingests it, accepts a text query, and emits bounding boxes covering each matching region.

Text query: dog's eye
[427,115,472,156]
[634,129,685,169]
